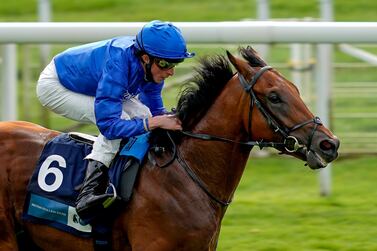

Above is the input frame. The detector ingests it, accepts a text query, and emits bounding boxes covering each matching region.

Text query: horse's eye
[268,93,281,104]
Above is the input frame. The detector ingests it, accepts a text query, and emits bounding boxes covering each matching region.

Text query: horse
[0,47,339,251]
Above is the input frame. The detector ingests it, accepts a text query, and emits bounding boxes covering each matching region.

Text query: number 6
[38,154,66,192]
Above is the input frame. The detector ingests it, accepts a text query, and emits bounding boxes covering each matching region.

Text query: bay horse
[0,47,339,251]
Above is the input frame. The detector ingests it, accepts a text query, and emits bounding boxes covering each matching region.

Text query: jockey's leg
[36,60,96,124]
[74,159,112,221]
[77,98,151,221]
[86,96,152,166]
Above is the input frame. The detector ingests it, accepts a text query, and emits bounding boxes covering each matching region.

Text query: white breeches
[36,60,151,167]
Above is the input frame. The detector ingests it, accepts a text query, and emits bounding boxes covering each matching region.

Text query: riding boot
[75,160,113,222]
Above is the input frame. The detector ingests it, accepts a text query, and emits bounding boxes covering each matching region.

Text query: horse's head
[227,47,339,169]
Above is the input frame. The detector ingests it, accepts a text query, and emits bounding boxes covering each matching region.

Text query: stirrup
[102,183,117,208]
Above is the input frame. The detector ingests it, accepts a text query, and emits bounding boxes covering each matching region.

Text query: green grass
[218,155,377,251]
[1,0,377,22]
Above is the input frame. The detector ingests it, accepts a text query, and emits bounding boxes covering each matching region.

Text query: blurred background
[0,0,376,250]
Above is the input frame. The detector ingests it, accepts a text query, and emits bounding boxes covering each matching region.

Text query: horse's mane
[176,54,234,129]
[176,46,267,129]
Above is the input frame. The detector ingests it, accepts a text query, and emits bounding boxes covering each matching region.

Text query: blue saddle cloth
[22,132,149,237]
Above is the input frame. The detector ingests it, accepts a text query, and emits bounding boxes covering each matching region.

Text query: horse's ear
[241,46,268,67]
[226,50,252,80]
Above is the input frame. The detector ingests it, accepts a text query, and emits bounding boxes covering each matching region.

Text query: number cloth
[22,132,149,237]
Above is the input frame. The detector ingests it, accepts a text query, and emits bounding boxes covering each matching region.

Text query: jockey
[36,20,195,220]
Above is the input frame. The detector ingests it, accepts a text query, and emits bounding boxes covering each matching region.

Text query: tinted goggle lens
[155,58,179,69]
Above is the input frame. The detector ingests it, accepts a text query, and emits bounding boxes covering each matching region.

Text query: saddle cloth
[22,132,149,237]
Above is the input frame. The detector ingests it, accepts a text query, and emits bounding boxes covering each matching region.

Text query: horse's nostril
[319,138,339,153]
[320,140,333,151]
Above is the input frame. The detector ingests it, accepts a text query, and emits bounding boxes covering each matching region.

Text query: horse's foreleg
[0,184,19,251]
[208,226,221,251]
[0,211,19,251]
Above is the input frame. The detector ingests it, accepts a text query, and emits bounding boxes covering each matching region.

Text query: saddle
[22,132,149,241]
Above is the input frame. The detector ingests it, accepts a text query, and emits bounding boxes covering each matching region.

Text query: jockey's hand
[148,114,182,131]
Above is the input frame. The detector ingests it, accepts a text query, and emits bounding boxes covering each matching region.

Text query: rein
[180,131,284,149]
[152,131,231,207]
[156,65,323,207]
[176,148,231,207]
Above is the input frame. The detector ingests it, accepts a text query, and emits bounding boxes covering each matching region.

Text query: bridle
[238,65,323,153]
[182,66,323,153]
[155,65,323,207]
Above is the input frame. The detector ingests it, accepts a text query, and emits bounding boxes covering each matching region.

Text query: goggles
[154,58,180,70]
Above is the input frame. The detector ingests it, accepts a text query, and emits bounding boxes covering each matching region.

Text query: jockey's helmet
[135,20,195,61]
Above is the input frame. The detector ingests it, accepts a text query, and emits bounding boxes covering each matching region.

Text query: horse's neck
[180,138,250,198]
[180,89,251,205]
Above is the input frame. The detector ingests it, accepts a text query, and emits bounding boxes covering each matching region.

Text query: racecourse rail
[0,21,377,43]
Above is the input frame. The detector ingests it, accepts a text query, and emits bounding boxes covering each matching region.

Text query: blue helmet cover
[136,20,195,60]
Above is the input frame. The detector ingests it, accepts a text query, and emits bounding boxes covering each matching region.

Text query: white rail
[339,44,377,66]
[1,21,377,44]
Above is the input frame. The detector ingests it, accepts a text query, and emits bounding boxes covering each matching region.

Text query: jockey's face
[141,54,176,83]
[151,60,175,83]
